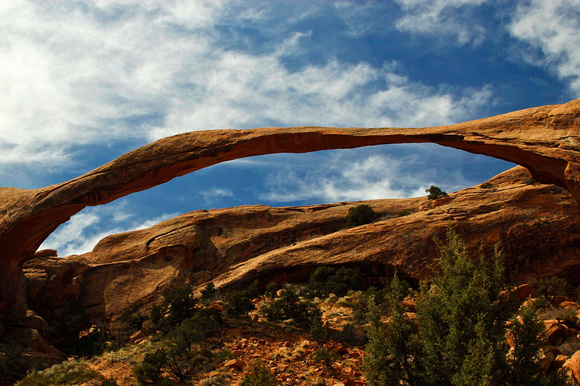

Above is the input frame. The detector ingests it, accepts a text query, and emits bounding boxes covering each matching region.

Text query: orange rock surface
[2,98,580,314]
[23,166,580,323]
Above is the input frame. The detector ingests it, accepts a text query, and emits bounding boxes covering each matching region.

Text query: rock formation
[1,98,580,315]
[23,166,580,324]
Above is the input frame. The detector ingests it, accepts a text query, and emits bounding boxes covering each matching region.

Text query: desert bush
[201,282,218,303]
[425,185,447,200]
[149,285,199,333]
[307,266,360,298]
[163,285,198,325]
[17,360,105,385]
[133,348,168,384]
[240,360,277,386]
[345,204,375,228]
[99,377,117,386]
[224,290,255,319]
[309,318,334,343]
[531,276,569,306]
[398,209,411,217]
[1,343,42,384]
[480,182,493,189]
[119,308,147,334]
[246,281,260,299]
[265,282,280,299]
[363,228,570,386]
[312,348,338,369]
[260,288,321,329]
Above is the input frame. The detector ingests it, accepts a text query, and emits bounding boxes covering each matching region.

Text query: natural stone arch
[1,97,579,312]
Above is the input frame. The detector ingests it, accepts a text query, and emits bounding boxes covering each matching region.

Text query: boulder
[563,351,580,383]
[545,320,571,346]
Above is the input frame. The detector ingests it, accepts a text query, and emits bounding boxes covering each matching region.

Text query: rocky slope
[22,166,580,328]
[1,98,580,315]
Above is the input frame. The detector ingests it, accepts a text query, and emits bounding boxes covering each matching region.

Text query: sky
[1,0,579,256]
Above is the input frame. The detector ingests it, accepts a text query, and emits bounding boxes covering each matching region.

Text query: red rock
[544,320,570,346]
[224,359,246,370]
[514,284,535,302]
[539,350,555,372]
[401,297,416,312]
[2,98,580,316]
[563,351,580,383]
[561,301,580,310]
[129,330,146,342]
[554,354,569,370]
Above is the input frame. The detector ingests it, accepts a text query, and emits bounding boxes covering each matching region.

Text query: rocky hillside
[22,166,580,328]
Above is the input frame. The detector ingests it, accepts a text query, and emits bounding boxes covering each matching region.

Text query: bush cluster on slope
[363,228,571,386]
[345,204,376,228]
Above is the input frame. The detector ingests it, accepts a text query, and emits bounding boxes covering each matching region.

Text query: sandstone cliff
[22,166,580,325]
[1,98,580,321]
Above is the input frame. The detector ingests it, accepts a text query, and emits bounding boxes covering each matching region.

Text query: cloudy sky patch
[3,0,578,255]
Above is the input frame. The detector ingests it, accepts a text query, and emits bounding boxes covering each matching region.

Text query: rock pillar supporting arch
[1,98,579,312]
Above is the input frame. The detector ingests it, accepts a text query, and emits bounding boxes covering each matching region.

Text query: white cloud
[0,0,494,174]
[508,0,580,95]
[261,152,441,203]
[394,0,487,45]
[201,188,234,202]
[40,204,178,256]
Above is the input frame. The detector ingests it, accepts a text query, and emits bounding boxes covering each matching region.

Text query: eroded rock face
[2,98,580,313]
[23,167,580,323]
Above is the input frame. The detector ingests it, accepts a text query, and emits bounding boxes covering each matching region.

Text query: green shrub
[44,300,110,357]
[133,348,168,384]
[309,318,334,343]
[363,228,570,385]
[312,348,338,369]
[480,182,493,189]
[397,210,411,217]
[99,377,117,386]
[425,185,447,200]
[246,281,260,299]
[149,285,199,333]
[17,360,105,385]
[224,290,255,319]
[307,266,360,298]
[345,204,375,228]
[260,288,321,329]
[531,276,569,306]
[201,282,218,303]
[265,282,280,299]
[240,360,277,386]
[1,343,42,384]
[163,285,198,326]
[119,309,147,334]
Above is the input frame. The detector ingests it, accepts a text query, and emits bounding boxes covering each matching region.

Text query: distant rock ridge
[1,98,580,315]
[23,166,580,325]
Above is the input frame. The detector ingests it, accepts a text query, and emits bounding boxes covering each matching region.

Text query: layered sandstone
[2,98,580,313]
[23,167,580,324]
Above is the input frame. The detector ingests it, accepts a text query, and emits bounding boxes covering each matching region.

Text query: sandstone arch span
[1,98,579,312]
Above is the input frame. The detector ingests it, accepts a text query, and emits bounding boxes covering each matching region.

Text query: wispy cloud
[40,203,178,256]
[1,0,494,176]
[201,188,234,202]
[394,0,488,45]
[260,148,474,203]
[508,0,580,96]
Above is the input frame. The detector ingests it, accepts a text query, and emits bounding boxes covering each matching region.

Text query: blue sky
[1,0,579,256]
